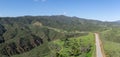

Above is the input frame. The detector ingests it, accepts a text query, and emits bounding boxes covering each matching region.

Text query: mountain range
[0,15,120,57]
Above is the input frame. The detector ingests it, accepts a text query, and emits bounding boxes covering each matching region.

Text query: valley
[0,15,120,57]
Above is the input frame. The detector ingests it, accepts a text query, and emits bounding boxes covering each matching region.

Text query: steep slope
[0,24,6,43]
[0,15,119,57]
[11,33,95,57]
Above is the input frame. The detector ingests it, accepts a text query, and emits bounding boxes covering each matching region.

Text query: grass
[102,40,120,57]
[100,28,120,57]
[47,33,95,57]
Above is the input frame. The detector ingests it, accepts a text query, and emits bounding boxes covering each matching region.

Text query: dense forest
[0,15,120,57]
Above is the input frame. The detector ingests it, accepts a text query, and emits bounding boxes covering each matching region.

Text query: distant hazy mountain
[114,20,120,23]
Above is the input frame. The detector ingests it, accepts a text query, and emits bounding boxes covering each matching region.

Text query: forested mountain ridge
[0,15,114,31]
[0,15,120,57]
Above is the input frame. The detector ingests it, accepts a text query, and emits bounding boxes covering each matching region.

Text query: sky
[0,0,120,21]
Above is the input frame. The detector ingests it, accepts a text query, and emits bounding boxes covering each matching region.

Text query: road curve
[95,33,104,57]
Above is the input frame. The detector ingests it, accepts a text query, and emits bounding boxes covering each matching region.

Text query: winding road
[95,33,105,57]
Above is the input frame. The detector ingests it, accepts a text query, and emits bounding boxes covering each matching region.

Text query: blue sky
[0,0,120,21]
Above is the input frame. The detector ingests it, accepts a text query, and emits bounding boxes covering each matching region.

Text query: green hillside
[100,28,120,57]
[0,15,120,57]
[11,33,95,57]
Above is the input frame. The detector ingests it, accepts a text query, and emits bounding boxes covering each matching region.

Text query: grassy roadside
[100,29,120,57]
[47,33,95,57]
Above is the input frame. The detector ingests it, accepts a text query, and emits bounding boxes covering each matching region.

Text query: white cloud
[63,12,67,15]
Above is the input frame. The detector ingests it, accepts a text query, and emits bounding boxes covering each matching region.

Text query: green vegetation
[11,42,50,57]
[100,28,120,57]
[47,33,95,57]
[0,15,120,57]
[10,33,95,57]
[0,15,99,57]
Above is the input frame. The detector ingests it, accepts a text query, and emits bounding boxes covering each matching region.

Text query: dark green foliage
[0,24,6,43]
[0,22,67,57]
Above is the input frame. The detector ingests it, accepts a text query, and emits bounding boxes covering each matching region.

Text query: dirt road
[95,33,105,57]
